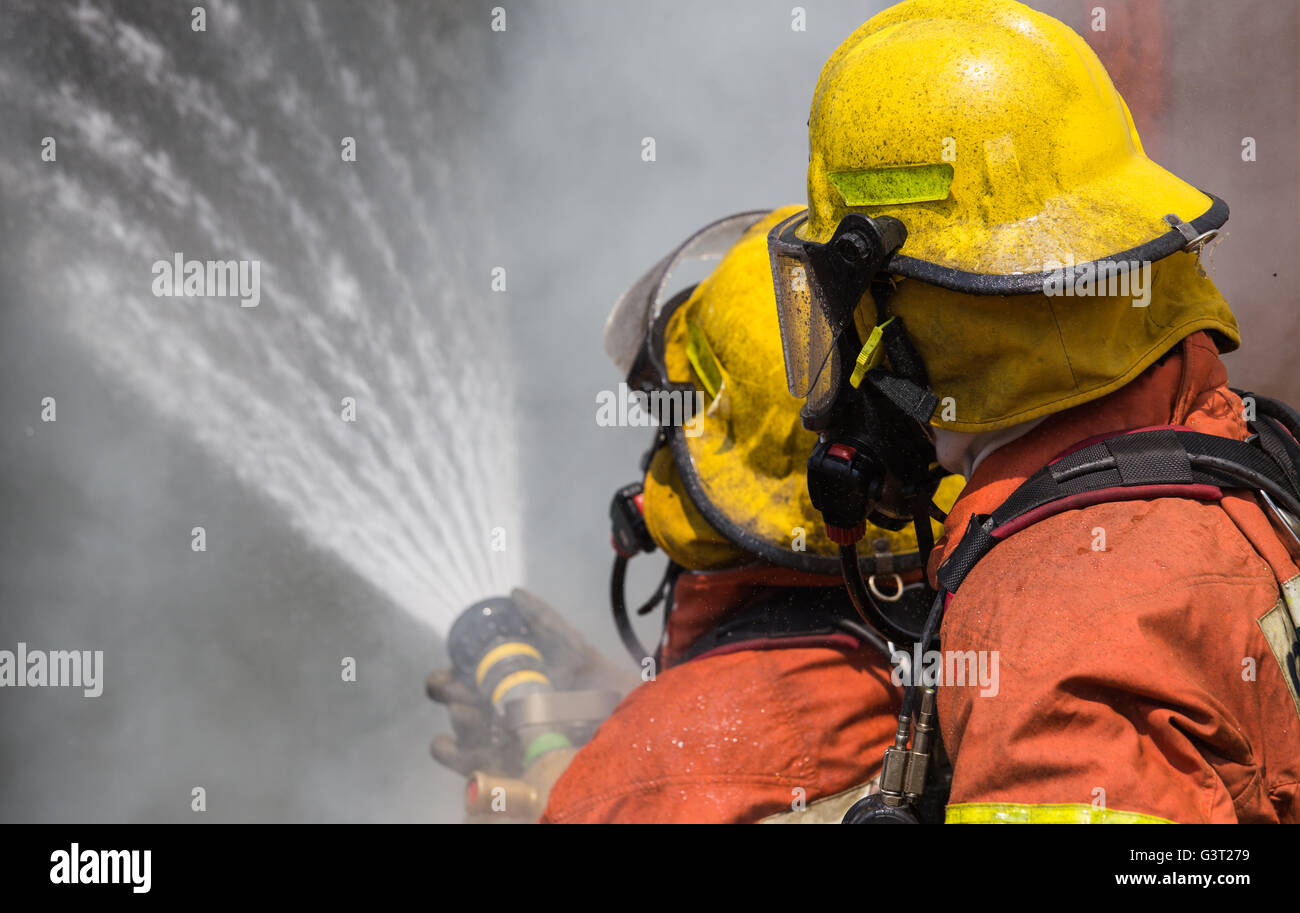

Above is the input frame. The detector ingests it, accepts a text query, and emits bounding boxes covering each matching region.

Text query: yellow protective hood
[881,251,1239,433]
[640,207,963,572]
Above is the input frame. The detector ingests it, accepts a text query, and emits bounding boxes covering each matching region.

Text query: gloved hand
[425,666,518,777]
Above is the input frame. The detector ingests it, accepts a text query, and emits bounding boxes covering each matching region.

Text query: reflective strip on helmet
[686,320,723,399]
[828,163,954,206]
[945,802,1173,824]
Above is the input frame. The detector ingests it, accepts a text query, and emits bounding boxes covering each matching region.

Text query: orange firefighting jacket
[933,332,1300,823]
[540,567,901,823]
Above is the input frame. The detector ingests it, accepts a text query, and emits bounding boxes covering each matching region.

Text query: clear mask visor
[767,211,854,404]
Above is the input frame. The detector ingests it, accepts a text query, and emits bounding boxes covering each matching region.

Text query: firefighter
[430,207,962,822]
[769,0,1300,822]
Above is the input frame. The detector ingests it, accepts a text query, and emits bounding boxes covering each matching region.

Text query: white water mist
[0,0,520,634]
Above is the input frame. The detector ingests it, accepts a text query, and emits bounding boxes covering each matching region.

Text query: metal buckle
[1164,213,1219,254]
[868,573,905,603]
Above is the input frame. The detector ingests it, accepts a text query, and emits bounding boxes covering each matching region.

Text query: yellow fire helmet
[604,206,963,575]
[769,0,1239,433]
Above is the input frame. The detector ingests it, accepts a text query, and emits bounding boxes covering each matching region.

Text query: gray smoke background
[0,0,1295,822]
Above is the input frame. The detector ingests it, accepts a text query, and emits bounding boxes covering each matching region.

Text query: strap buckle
[1164,213,1219,254]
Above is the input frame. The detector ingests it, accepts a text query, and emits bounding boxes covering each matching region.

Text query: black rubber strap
[936,514,997,594]
[887,193,1228,296]
[865,370,939,425]
[1256,417,1300,495]
[1103,429,1192,484]
[610,554,653,662]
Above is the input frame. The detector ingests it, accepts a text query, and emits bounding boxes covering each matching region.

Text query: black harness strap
[937,426,1300,596]
[1257,415,1300,495]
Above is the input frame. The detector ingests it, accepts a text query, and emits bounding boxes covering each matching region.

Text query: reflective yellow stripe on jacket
[945,803,1173,824]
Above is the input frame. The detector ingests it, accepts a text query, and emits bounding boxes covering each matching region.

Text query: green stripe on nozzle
[522,731,573,767]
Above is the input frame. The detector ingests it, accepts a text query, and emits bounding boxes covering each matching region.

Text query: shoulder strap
[937,424,1300,595]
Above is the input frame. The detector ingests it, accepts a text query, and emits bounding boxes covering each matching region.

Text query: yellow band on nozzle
[490,669,550,706]
[475,641,543,687]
